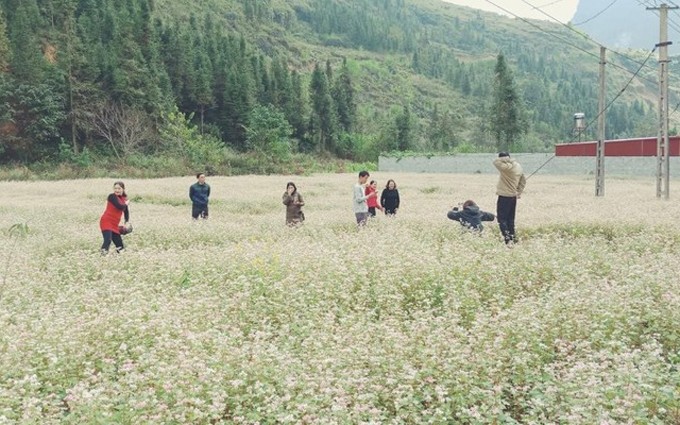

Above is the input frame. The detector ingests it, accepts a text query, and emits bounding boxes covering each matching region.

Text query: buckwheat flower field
[1,172,679,424]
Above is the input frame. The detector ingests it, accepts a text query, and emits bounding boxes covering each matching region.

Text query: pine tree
[490,53,526,152]
[56,0,84,153]
[309,62,337,153]
[0,8,10,72]
[288,70,308,147]
[395,104,414,151]
[270,58,290,111]
[332,58,356,133]
[8,0,45,83]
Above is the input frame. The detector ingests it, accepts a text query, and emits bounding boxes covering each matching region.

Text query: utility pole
[596,46,606,197]
[649,3,676,199]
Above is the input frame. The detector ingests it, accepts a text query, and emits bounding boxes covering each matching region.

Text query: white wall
[379,153,680,177]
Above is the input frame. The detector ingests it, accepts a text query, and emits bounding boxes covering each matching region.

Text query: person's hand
[125,200,130,206]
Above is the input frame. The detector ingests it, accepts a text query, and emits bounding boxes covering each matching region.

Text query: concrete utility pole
[596,47,606,197]
[649,3,676,199]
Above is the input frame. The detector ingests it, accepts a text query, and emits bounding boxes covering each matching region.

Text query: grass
[1,172,679,423]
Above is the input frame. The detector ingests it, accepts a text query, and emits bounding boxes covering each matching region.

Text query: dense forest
[0,0,672,174]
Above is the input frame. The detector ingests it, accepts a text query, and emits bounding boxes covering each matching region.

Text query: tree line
[0,0,662,169]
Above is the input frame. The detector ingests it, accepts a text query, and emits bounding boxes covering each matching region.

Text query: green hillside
[0,0,672,172]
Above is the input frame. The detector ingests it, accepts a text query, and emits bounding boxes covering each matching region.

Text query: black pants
[368,207,376,217]
[496,195,517,244]
[101,230,124,252]
[192,204,209,219]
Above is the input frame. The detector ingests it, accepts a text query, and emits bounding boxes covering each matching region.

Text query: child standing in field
[365,180,383,217]
[447,200,495,232]
[189,172,211,220]
[381,179,400,216]
[282,182,305,226]
[353,171,376,226]
[99,181,130,254]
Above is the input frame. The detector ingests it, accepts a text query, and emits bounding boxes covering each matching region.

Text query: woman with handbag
[99,181,131,254]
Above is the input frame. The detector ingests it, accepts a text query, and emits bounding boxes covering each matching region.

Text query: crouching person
[447,200,495,232]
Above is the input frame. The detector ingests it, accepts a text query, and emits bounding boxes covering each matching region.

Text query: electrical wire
[527,48,656,179]
[517,0,659,81]
[480,0,657,86]
[573,0,620,26]
[578,47,657,140]
[526,154,556,179]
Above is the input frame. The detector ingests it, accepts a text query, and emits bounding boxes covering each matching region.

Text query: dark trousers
[192,204,209,219]
[368,207,376,217]
[496,196,517,244]
[101,230,124,252]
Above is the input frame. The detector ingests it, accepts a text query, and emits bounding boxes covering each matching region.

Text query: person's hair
[498,152,510,158]
[358,170,370,178]
[113,181,127,197]
[463,200,477,208]
[196,172,205,179]
[369,180,376,185]
[385,179,397,189]
[286,182,297,194]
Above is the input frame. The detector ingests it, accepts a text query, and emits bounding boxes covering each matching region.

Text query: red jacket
[99,194,129,233]
[365,186,381,209]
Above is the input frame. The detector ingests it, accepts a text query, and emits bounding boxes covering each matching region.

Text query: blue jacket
[447,204,495,231]
[189,182,210,206]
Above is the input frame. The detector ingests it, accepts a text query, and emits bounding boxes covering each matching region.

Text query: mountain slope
[0,0,673,163]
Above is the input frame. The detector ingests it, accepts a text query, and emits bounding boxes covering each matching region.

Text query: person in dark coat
[189,172,211,220]
[447,200,495,232]
[380,179,400,216]
[282,182,305,225]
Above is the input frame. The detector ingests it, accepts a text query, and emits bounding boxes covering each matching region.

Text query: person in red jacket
[365,180,384,217]
[99,181,130,254]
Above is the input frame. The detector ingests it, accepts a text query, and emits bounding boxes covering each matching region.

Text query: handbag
[118,223,133,235]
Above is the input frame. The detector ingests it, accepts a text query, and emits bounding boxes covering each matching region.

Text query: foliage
[158,107,229,172]
[1,83,66,160]
[0,8,10,72]
[0,0,670,166]
[245,104,294,160]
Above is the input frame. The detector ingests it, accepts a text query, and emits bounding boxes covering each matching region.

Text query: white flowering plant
[0,173,679,424]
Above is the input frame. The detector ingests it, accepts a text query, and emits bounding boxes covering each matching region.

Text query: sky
[441,0,579,23]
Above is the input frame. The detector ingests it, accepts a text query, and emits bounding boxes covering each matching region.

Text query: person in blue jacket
[447,200,495,232]
[189,172,211,220]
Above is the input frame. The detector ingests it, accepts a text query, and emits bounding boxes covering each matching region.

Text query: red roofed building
[555,136,680,157]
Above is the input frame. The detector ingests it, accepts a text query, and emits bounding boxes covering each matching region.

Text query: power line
[518,0,659,78]
[642,0,680,34]
[578,47,657,139]
[530,47,656,179]
[481,0,658,85]
[573,0,620,25]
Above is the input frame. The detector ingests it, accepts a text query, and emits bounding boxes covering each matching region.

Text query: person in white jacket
[353,170,376,226]
[493,152,526,245]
